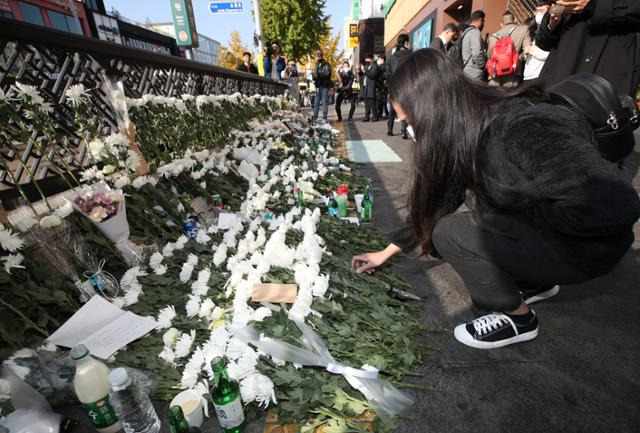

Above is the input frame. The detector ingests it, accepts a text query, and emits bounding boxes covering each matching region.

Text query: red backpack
[487,27,519,78]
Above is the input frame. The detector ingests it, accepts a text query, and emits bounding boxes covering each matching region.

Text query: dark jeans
[387,102,407,135]
[377,92,388,118]
[313,87,329,120]
[335,92,356,120]
[364,97,378,121]
[431,213,590,312]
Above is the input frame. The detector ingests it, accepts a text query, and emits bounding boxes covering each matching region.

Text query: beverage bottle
[361,190,372,222]
[295,187,306,208]
[70,344,122,433]
[168,405,197,433]
[108,368,161,433]
[210,357,246,433]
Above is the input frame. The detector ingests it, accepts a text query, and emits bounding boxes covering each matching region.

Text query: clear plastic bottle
[108,368,161,433]
[70,344,122,433]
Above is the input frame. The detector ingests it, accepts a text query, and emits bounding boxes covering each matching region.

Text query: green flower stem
[0,297,49,338]
[0,157,39,217]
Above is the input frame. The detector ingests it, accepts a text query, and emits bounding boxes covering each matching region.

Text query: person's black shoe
[373,118,380,122]
[401,133,409,139]
[337,116,342,121]
[347,117,353,122]
[454,311,538,349]
[387,131,394,136]
[363,118,370,122]
[521,285,559,305]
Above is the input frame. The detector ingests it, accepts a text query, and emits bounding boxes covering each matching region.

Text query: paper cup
[170,390,204,427]
[355,194,364,213]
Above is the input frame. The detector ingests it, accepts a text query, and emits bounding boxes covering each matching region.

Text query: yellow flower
[89,206,108,222]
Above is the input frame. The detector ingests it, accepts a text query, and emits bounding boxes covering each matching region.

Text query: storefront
[385,0,526,52]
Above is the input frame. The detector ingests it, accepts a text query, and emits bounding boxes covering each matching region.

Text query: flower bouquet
[72,182,139,264]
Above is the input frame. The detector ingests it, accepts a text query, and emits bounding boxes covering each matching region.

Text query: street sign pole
[253,0,263,54]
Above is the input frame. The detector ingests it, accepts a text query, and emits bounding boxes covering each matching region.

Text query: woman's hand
[556,0,590,14]
[351,244,402,274]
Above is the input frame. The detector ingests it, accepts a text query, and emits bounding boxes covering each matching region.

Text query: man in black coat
[537,0,640,96]
[236,52,259,74]
[387,34,411,137]
[362,52,381,122]
[335,61,354,122]
[431,23,458,54]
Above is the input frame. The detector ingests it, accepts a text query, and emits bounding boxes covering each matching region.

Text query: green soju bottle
[168,406,194,433]
[361,190,372,222]
[210,357,246,433]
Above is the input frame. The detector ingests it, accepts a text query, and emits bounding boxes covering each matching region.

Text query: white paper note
[47,296,157,359]
[218,212,239,230]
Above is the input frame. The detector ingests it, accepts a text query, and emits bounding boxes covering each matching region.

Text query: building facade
[384,0,535,52]
[1,0,92,36]
[144,22,221,65]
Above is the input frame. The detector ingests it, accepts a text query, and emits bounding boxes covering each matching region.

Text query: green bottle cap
[70,344,89,360]
[211,356,225,370]
[168,405,185,422]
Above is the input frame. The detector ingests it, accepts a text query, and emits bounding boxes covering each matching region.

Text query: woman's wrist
[383,243,402,259]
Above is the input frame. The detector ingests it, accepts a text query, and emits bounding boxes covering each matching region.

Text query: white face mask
[535,12,545,25]
[406,125,416,141]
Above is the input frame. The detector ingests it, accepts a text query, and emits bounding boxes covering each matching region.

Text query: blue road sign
[209,1,244,14]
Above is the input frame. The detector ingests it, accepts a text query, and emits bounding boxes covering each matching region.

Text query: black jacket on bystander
[537,0,640,96]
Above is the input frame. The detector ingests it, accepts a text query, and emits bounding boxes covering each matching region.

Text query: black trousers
[364,97,378,121]
[431,213,590,312]
[387,102,407,135]
[377,92,388,118]
[335,92,356,120]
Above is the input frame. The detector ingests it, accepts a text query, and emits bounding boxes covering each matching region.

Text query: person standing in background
[236,52,259,74]
[377,54,392,120]
[283,60,300,109]
[462,10,487,81]
[432,23,458,53]
[487,11,532,88]
[312,50,332,122]
[263,41,286,80]
[387,34,411,137]
[537,0,640,96]
[523,2,551,82]
[335,61,354,122]
[362,53,381,122]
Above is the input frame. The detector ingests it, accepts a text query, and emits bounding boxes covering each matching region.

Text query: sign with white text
[209,1,244,14]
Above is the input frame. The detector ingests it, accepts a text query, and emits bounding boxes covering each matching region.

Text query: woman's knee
[432,214,474,258]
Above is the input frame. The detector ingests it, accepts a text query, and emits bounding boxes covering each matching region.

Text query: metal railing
[507,0,537,24]
[0,17,287,205]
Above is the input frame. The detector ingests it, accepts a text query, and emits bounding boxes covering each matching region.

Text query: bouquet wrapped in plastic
[72,182,139,264]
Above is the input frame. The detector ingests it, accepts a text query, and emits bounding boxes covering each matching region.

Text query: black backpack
[447,27,473,68]
[546,73,639,163]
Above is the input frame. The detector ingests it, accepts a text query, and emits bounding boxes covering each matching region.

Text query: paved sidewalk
[333,105,640,433]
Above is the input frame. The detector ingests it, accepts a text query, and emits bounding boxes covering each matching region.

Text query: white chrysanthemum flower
[113,174,131,189]
[213,243,227,267]
[162,242,175,258]
[198,298,215,318]
[0,378,10,402]
[149,252,164,269]
[54,201,73,219]
[175,235,189,249]
[153,264,167,275]
[158,346,176,364]
[132,175,150,189]
[195,230,211,245]
[65,84,88,107]
[14,82,43,104]
[177,202,185,213]
[162,327,181,347]
[104,132,129,152]
[38,341,58,352]
[2,360,30,379]
[185,294,201,318]
[240,372,277,408]
[156,305,176,330]
[253,307,273,322]
[87,139,106,160]
[39,215,61,229]
[125,150,141,171]
[0,228,24,252]
[174,330,196,359]
[210,306,225,323]
[80,166,105,182]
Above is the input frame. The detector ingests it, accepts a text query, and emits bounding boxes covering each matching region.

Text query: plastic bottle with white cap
[108,367,161,433]
[70,344,122,433]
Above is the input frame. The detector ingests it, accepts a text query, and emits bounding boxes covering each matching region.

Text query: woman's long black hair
[388,48,516,256]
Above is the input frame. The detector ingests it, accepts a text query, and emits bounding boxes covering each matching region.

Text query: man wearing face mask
[362,53,381,122]
[536,0,640,96]
[387,34,412,137]
[376,55,392,120]
[335,61,355,122]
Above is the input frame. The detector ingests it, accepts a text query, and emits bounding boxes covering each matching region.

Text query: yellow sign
[349,22,358,48]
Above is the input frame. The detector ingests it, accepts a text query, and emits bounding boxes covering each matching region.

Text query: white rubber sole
[453,324,539,349]
[524,285,560,305]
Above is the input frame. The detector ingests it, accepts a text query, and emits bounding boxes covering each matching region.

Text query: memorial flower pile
[0,88,428,432]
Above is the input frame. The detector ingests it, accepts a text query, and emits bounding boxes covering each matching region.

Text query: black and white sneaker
[454,311,538,349]
[521,285,559,305]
